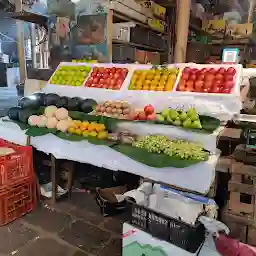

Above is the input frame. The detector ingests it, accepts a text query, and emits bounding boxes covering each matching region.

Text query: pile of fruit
[177,67,236,94]
[67,120,108,139]
[133,135,206,161]
[95,100,133,119]
[85,67,128,90]
[50,66,91,86]
[128,68,179,91]
[157,107,202,129]
[134,104,156,121]
[28,106,72,132]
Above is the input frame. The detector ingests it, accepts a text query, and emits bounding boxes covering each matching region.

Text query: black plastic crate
[130,27,150,45]
[129,201,205,253]
[112,45,136,63]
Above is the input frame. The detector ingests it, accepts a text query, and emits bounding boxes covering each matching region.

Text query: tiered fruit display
[67,120,108,139]
[128,68,179,91]
[85,67,128,90]
[177,67,236,94]
[157,107,202,129]
[50,66,91,86]
[95,100,133,119]
[133,135,207,161]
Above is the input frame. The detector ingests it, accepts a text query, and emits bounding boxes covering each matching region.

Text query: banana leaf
[111,144,209,168]
[69,111,220,134]
[2,119,29,130]
[26,127,57,136]
[55,131,115,146]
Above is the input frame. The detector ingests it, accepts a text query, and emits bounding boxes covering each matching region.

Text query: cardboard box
[202,19,226,36]
[226,23,253,39]
[145,51,160,64]
[135,49,146,63]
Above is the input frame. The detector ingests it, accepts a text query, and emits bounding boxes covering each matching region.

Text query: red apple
[195,80,204,90]
[208,68,217,74]
[191,68,199,74]
[224,75,234,81]
[210,86,221,93]
[182,73,190,80]
[205,73,215,81]
[197,74,205,80]
[183,67,191,74]
[224,81,234,88]
[138,111,147,120]
[226,67,236,75]
[202,87,210,93]
[214,80,222,86]
[144,104,155,115]
[215,73,224,81]
[93,77,99,84]
[200,68,208,74]
[102,73,109,79]
[91,72,98,77]
[190,74,197,81]
[218,68,226,74]
[221,88,232,94]
[204,80,212,89]
[186,80,194,88]
[147,113,156,121]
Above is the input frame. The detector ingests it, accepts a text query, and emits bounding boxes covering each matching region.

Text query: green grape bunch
[133,135,207,161]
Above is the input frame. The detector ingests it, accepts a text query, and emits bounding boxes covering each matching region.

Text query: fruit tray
[174,64,243,97]
[127,64,182,92]
[49,64,91,87]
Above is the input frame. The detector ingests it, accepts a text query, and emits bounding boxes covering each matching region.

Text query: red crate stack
[0,139,36,225]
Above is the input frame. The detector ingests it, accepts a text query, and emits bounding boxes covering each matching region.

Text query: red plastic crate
[0,176,37,226]
[0,139,33,185]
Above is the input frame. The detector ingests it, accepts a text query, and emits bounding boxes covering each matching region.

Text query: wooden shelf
[113,39,167,52]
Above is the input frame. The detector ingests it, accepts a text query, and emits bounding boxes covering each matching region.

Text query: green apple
[161,109,169,118]
[156,114,165,122]
[191,120,202,129]
[169,109,179,120]
[183,118,192,128]
[179,111,187,121]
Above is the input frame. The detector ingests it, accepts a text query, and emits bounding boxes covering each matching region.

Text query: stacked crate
[222,144,256,246]
[0,139,36,225]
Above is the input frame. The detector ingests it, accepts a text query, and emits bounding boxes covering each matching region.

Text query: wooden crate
[221,211,248,243]
[233,144,256,165]
[227,162,256,226]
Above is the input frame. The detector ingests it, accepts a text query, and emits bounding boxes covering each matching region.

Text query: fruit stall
[0,62,244,199]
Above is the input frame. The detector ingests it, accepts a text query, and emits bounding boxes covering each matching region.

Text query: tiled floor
[0,192,123,256]
[0,191,223,256]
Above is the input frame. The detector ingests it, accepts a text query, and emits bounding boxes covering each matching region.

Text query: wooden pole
[15,0,27,84]
[174,0,191,63]
[248,0,255,23]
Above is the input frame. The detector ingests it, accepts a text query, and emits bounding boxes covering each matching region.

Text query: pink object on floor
[215,234,256,256]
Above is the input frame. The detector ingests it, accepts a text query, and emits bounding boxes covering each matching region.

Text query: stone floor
[0,192,125,256]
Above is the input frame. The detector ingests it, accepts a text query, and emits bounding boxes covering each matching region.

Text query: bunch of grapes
[163,140,206,160]
[133,135,170,153]
[133,136,206,161]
